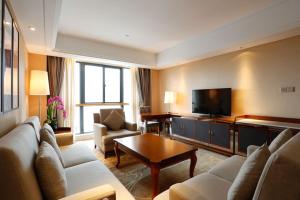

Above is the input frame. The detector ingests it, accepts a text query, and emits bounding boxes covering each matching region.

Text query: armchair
[93,108,141,158]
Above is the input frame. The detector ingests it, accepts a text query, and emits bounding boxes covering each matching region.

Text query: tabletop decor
[45,96,67,130]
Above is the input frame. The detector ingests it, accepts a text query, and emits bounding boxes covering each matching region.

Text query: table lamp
[164,91,176,113]
[30,70,50,121]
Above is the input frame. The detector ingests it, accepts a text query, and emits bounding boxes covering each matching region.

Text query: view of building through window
[74,62,132,134]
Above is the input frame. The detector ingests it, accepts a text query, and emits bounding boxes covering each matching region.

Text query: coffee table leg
[114,142,120,168]
[190,151,197,177]
[151,165,160,199]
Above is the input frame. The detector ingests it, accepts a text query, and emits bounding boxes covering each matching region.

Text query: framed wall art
[1,0,19,113]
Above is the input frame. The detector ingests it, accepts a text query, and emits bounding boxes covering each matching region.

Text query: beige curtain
[135,67,151,113]
[130,67,139,123]
[58,58,76,130]
[47,56,65,97]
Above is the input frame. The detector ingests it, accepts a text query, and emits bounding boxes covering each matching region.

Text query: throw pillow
[43,123,55,138]
[40,128,64,164]
[103,110,125,131]
[269,129,293,153]
[35,142,67,200]
[227,144,270,200]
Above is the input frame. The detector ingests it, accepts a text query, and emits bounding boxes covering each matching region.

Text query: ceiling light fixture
[28,26,36,31]
[124,34,130,37]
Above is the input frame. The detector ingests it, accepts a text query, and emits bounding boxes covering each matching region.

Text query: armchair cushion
[125,122,137,131]
[35,142,67,200]
[100,109,125,129]
[102,130,140,145]
[103,110,125,131]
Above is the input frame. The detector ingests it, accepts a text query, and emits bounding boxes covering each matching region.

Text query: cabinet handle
[211,130,214,136]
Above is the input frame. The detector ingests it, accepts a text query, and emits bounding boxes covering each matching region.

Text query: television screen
[192,88,231,116]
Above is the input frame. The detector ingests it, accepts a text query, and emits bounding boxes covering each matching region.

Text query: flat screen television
[192,88,231,116]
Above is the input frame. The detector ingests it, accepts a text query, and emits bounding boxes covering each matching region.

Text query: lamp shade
[164,91,176,104]
[30,70,50,95]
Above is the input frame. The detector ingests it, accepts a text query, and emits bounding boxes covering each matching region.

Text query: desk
[140,113,181,134]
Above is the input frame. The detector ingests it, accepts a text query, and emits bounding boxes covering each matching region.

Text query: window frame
[77,61,128,134]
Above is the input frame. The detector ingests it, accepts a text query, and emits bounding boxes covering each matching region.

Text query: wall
[151,69,160,113]
[0,37,28,137]
[158,36,300,118]
[28,53,48,123]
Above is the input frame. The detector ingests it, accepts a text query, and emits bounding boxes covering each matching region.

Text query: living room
[1,0,300,200]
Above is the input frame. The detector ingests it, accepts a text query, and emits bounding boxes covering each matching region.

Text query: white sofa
[155,131,300,200]
[0,116,134,200]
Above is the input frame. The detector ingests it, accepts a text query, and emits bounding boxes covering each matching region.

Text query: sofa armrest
[125,122,137,131]
[59,184,115,200]
[55,132,73,146]
[247,145,259,157]
[169,183,205,200]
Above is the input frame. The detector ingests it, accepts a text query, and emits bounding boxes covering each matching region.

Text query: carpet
[82,140,227,200]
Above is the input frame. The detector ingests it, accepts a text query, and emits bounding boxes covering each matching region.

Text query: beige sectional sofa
[0,116,134,200]
[155,131,300,200]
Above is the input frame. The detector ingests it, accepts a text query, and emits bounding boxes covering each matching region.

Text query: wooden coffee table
[114,134,197,199]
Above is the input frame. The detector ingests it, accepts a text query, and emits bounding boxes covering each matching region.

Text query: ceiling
[9,0,300,68]
[58,0,279,53]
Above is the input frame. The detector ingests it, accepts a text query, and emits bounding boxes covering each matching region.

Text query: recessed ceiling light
[124,34,130,37]
[28,26,36,31]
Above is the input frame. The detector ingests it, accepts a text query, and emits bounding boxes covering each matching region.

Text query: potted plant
[45,96,67,130]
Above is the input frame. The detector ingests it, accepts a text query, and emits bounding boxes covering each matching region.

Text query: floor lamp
[30,70,50,121]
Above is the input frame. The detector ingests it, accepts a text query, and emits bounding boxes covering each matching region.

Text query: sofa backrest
[0,123,42,200]
[23,116,41,142]
[253,132,300,200]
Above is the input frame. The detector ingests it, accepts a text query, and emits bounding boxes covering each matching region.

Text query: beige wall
[28,54,48,123]
[158,36,300,118]
[0,37,28,137]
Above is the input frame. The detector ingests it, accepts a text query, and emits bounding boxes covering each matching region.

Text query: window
[75,62,131,134]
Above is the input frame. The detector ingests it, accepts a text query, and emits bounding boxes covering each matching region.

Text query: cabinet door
[211,123,231,149]
[194,120,210,143]
[181,118,195,139]
[238,125,269,153]
[171,117,183,136]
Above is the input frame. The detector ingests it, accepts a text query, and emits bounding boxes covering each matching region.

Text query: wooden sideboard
[169,114,300,156]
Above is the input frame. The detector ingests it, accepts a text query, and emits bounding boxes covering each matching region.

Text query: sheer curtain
[59,58,76,130]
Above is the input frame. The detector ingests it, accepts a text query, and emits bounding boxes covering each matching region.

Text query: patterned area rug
[81,140,227,200]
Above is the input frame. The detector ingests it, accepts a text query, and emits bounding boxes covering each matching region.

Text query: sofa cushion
[269,128,293,153]
[40,128,64,164]
[35,142,67,200]
[170,173,231,200]
[60,143,97,168]
[253,133,300,200]
[103,110,125,131]
[228,144,270,200]
[43,123,55,137]
[209,155,246,182]
[65,160,134,200]
[102,129,141,145]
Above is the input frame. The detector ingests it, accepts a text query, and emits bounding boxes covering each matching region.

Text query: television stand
[171,115,235,156]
